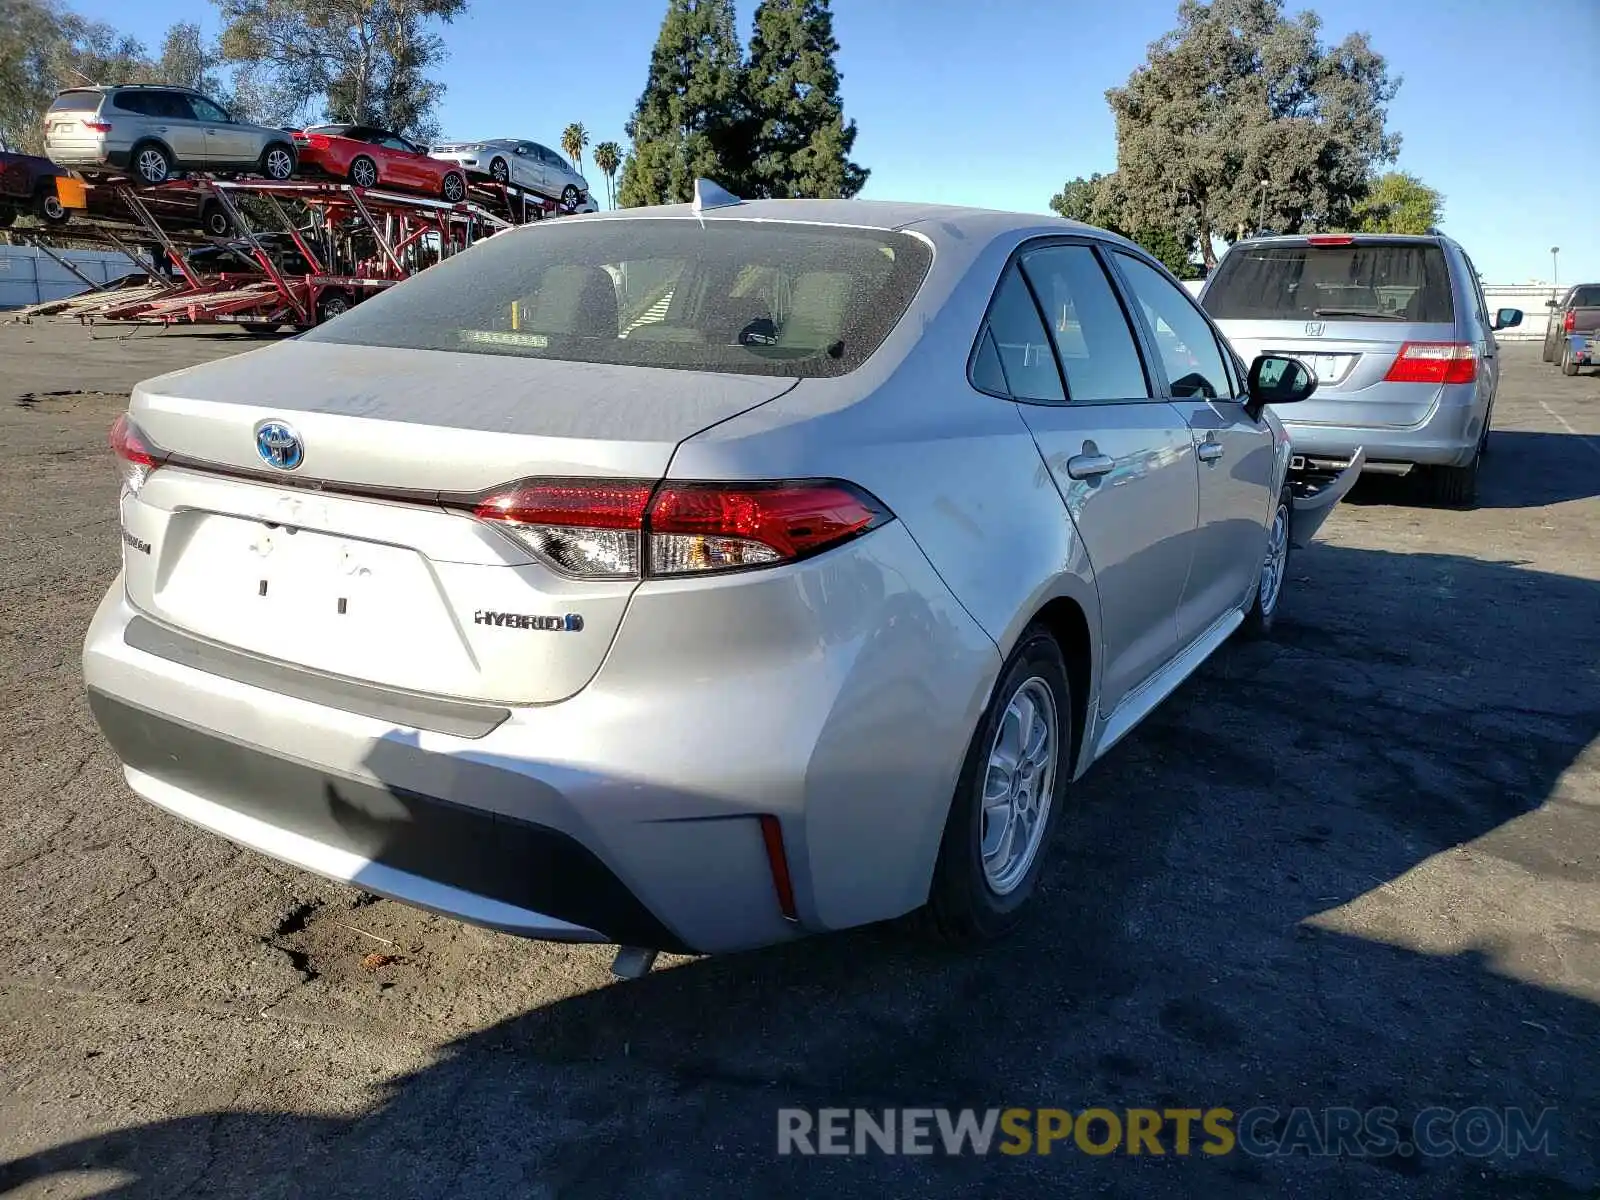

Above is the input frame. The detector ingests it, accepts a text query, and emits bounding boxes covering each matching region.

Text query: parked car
[1200,233,1521,507]
[1562,329,1598,376]
[429,138,590,208]
[292,125,467,202]
[42,85,297,185]
[80,178,236,237]
[187,233,314,277]
[0,149,79,226]
[84,190,1359,961]
[1541,283,1600,370]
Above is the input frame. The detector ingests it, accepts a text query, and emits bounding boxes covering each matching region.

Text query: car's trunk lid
[122,341,796,706]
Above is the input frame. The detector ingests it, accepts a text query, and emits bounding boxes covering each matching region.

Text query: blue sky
[74,0,1599,284]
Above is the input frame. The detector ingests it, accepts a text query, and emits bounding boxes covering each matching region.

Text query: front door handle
[1066,452,1115,480]
[1197,440,1225,464]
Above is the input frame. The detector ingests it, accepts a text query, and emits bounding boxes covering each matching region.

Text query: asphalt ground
[0,322,1596,1199]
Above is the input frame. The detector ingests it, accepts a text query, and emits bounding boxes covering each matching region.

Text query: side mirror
[1246,353,1317,419]
[1493,307,1523,331]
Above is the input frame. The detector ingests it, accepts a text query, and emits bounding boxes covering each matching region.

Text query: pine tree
[618,0,746,207]
[743,0,865,199]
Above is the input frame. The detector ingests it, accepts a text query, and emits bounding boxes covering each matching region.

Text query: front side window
[189,97,228,123]
[1019,244,1150,403]
[1114,253,1233,400]
[155,93,196,120]
[973,265,1064,402]
[302,219,933,379]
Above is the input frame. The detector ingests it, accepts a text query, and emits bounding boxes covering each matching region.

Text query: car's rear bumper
[82,522,997,953]
[1278,383,1484,468]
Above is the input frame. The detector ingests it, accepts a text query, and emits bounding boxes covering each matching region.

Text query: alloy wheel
[137,148,169,184]
[980,676,1059,896]
[351,159,377,189]
[1258,501,1290,617]
[265,148,294,180]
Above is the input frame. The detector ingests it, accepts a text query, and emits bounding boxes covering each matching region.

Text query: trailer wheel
[348,156,379,189]
[489,157,509,183]
[441,172,466,203]
[130,142,173,185]
[241,322,282,336]
[0,208,15,229]
[317,292,353,323]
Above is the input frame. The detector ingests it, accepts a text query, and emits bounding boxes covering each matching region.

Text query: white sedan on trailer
[430,138,591,209]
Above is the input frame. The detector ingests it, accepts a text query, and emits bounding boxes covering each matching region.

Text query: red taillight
[1382,342,1477,385]
[1564,309,1576,333]
[307,134,331,148]
[1307,235,1355,246]
[83,120,112,133]
[466,478,890,579]
[109,414,166,491]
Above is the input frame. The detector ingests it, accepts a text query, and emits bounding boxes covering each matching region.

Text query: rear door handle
[1197,440,1225,463]
[1066,452,1115,480]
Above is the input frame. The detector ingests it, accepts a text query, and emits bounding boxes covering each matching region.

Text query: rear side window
[1019,245,1150,402]
[1202,241,1456,324]
[48,91,101,113]
[974,266,1064,402]
[302,219,934,379]
[1570,286,1600,308]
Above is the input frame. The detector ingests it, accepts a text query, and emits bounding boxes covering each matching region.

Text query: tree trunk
[1198,198,1217,271]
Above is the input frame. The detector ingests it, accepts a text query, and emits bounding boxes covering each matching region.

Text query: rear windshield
[301,218,934,378]
[47,91,101,113]
[1202,241,1455,324]
[1568,286,1600,308]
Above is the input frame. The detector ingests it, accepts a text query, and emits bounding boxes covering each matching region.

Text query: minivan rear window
[47,91,101,112]
[1202,241,1455,324]
[302,219,934,378]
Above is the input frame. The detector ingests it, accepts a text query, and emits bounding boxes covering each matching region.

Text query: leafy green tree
[1351,170,1442,235]
[743,0,865,198]
[149,22,226,96]
[1107,0,1400,269]
[561,121,588,176]
[591,139,621,208]
[1049,171,1198,278]
[618,0,745,206]
[0,0,149,152]
[212,0,467,140]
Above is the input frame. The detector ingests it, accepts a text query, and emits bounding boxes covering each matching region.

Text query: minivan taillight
[109,414,166,493]
[467,478,891,579]
[1382,342,1477,385]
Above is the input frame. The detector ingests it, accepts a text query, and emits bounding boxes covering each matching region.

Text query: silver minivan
[42,85,297,185]
[1200,234,1522,506]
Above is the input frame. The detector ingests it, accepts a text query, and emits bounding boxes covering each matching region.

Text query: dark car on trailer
[0,149,75,227]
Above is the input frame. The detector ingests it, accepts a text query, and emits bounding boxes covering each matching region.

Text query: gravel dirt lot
[0,322,1596,1199]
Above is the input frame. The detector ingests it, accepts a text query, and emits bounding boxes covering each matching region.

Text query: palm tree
[561,123,589,178]
[592,141,622,209]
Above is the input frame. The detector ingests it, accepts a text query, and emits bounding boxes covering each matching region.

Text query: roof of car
[55,83,206,94]
[1231,232,1447,247]
[572,197,1111,239]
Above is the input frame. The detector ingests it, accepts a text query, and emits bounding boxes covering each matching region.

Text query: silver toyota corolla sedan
[84,186,1349,964]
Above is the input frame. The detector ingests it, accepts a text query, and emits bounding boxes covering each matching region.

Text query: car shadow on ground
[1344,430,1600,510]
[3,544,1599,1200]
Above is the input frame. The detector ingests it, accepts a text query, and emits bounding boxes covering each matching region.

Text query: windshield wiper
[1312,307,1409,320]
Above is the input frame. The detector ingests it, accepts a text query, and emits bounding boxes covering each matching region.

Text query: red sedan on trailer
[291,125,467,203]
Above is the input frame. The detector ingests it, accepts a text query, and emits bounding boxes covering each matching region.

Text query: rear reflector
[1382,342,1477,385]
[759,815,799,922]
[467,478,891,579]
[1306,235,1355,245]
[1565,309,1576,333]
[109,414,167,493]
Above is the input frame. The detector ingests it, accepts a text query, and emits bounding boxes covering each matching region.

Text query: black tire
[130,141,173,186]
[348,156,379,189]
[1478,401,1493,457]
[926,626,1071,945]
[1562,345,1579,377]
[260,143,296,181]
[241,322,282,336]
[561,184,581,209]
[0,207,15,229]
[1242,483,1293,638]
[1427,452,1480,508]
[36,189,69,225]
[1542,332,1558,363]
[489,157,509,183]
[441,171,466,203]
[199,202,232,237]
[316,291,352,324]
